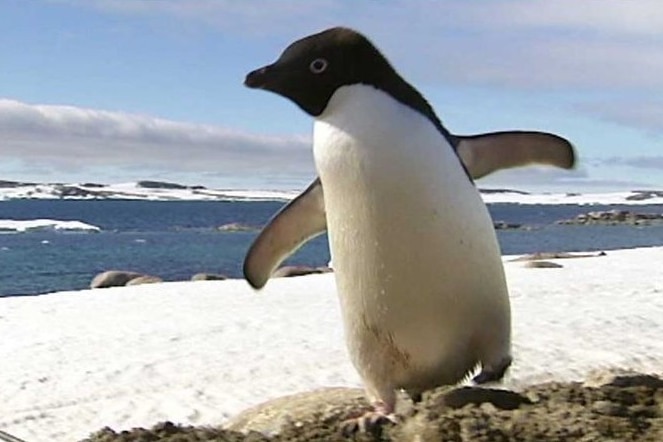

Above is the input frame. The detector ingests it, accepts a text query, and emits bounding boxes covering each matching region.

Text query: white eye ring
[309,58,328,74]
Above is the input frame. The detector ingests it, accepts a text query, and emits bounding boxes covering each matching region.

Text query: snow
[2,181,663,204]
[0,219,101,233]
[0,182,298,202]
[1,246,663,441]
[480,190,663,205]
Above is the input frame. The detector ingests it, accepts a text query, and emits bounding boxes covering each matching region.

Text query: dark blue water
[2,200,663,297]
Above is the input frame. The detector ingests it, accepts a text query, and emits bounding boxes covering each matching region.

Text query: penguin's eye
[309,58,328,74]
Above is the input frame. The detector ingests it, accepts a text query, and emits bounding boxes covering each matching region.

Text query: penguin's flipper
[456,131,576,180]
[243,178,326,289]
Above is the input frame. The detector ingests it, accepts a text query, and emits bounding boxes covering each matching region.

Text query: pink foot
[340,404,398,436]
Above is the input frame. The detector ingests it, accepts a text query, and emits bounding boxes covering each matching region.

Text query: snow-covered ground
[2,180,663,204]
[0,219,100,233]
[1,246,662,441]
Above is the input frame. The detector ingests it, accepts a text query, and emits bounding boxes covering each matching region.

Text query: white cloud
[0,99,313,186]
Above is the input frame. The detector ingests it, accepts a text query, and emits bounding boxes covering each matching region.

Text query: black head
[244,27,397,116]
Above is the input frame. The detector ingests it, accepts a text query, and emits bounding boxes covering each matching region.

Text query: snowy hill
[2,179,663,205]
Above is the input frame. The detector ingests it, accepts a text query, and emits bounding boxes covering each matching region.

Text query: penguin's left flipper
[456,130,576,180]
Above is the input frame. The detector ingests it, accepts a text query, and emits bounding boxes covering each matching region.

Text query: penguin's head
[245,27,395,116]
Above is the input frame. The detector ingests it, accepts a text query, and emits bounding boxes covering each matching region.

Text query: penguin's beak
[244,65,273,89]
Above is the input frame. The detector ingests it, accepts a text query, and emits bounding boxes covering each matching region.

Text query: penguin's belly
[313,85,509,392]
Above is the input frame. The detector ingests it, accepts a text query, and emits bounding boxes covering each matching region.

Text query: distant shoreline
[3,179,663,205]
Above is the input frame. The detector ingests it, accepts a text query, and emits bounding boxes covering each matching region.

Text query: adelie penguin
[243,27,575,431]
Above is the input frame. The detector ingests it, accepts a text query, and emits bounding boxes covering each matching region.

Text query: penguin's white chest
[312,85,509,392]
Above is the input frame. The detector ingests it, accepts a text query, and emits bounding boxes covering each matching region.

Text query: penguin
[243,27,575,429]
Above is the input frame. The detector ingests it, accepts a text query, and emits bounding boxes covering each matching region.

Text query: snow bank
[0,219,101,233]
[1,247,662,441]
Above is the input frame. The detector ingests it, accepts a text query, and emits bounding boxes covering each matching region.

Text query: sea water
[1,199,663,297]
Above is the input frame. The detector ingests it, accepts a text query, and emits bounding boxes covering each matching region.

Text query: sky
[1,0,662,192]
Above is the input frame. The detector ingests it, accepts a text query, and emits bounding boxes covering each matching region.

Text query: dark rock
[53,184,99,198]
[90,271,145,288]
[511,251,605,262]
[80,421,259,442]
[136,180,189,190]
[125,275,163,286]
[479,188,530,195]
[0,180,35,188]
[626,190,663,201]
[557,210,663,226]
[272,266,332,278]
[191,273,227,281]
[523,261,563,269]
[493,221,523,230]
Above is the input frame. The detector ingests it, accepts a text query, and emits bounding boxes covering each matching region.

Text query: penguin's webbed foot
[473,355,512,384]
[339,402,398,437]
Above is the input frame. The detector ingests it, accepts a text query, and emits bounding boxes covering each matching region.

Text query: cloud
[602,156,663,171]
[576,101,663,137]
[49,0,663,92]
[0,99,313,186]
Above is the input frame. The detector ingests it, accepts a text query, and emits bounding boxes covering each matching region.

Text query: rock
[510,251,605,262]
[217,222,257,232]
[272,266,331,278]
[82,372,663,442]
[0,180,36,188]
[626,190,663,201]
[225,387,369,436]
[125,275,162,286]
[81,421,257,442]
[136,180,189,190]
[479,188,530,195]
[557,209,663,226]
[90,271,144,288]
[493,220,523,230]
[191,273,227,281]
[52,184,98,198]
[523,260,563,268]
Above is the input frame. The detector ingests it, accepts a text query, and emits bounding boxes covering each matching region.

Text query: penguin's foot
[473,355,513,384]
[340,410,398,437]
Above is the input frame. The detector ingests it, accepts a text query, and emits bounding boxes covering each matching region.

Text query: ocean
[2,199,663,297]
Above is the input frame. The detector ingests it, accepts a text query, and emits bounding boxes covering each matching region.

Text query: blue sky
[1,0,662,192]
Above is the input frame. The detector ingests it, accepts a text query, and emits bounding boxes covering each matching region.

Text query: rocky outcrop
[0,179,37,188]
[479,188,531,195]
[523,260,563,269]
[125,275,163,286]
[191,273,228,281]
[493,220,524,230]
[626,190,663,201]
[510,251,606,262]
[136,181,206,191]
[81,371,663,441]
[272,266,333,278]
[557,210,663,226]
[90,271,160,288]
